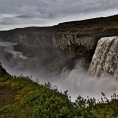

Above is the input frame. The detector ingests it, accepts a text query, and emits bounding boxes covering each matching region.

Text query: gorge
[0,15,118,100]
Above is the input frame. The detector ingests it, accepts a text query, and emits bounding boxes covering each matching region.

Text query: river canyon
[0,15,118,101]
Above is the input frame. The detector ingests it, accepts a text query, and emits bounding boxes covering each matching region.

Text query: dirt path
[0,87,15,108]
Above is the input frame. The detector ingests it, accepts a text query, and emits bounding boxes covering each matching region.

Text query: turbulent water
[88,36,118,79]
[34,59,118,102]
[0,42,31,75]
[0,42,28,59]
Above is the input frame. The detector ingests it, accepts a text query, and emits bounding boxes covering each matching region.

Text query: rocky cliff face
[0,15,118,74]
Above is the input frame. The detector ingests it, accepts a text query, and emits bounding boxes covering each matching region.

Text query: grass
[0,74,118,118]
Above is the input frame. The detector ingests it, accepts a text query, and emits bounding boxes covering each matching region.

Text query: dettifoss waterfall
[88,36,118,79]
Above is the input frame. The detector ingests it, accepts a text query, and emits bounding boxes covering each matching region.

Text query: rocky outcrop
[0,63,9,77]
[88,37,118,78]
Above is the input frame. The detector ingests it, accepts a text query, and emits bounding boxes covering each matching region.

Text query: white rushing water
[31,59,118,102]
[0,42,28,59]
[88,36,118,79]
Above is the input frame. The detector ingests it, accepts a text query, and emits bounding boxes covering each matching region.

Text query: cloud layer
[0,0,118,30]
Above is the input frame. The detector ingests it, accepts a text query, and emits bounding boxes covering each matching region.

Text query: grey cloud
[1,0,118,16]
[0,17,17,25]
[0,0,118,30]
[16,15,34,19]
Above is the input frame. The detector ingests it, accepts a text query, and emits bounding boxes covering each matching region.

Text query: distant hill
[0,14,118,33]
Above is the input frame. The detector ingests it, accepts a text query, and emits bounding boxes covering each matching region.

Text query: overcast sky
[0,0,118,30]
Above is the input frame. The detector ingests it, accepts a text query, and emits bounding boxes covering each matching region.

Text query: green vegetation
[11,37,19,42]
[0,75,77,118]
[0,74,118,118]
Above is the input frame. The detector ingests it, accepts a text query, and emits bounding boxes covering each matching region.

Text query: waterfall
[88,36,118,79]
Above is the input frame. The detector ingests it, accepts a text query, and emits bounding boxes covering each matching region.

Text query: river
[0,42,28,59]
